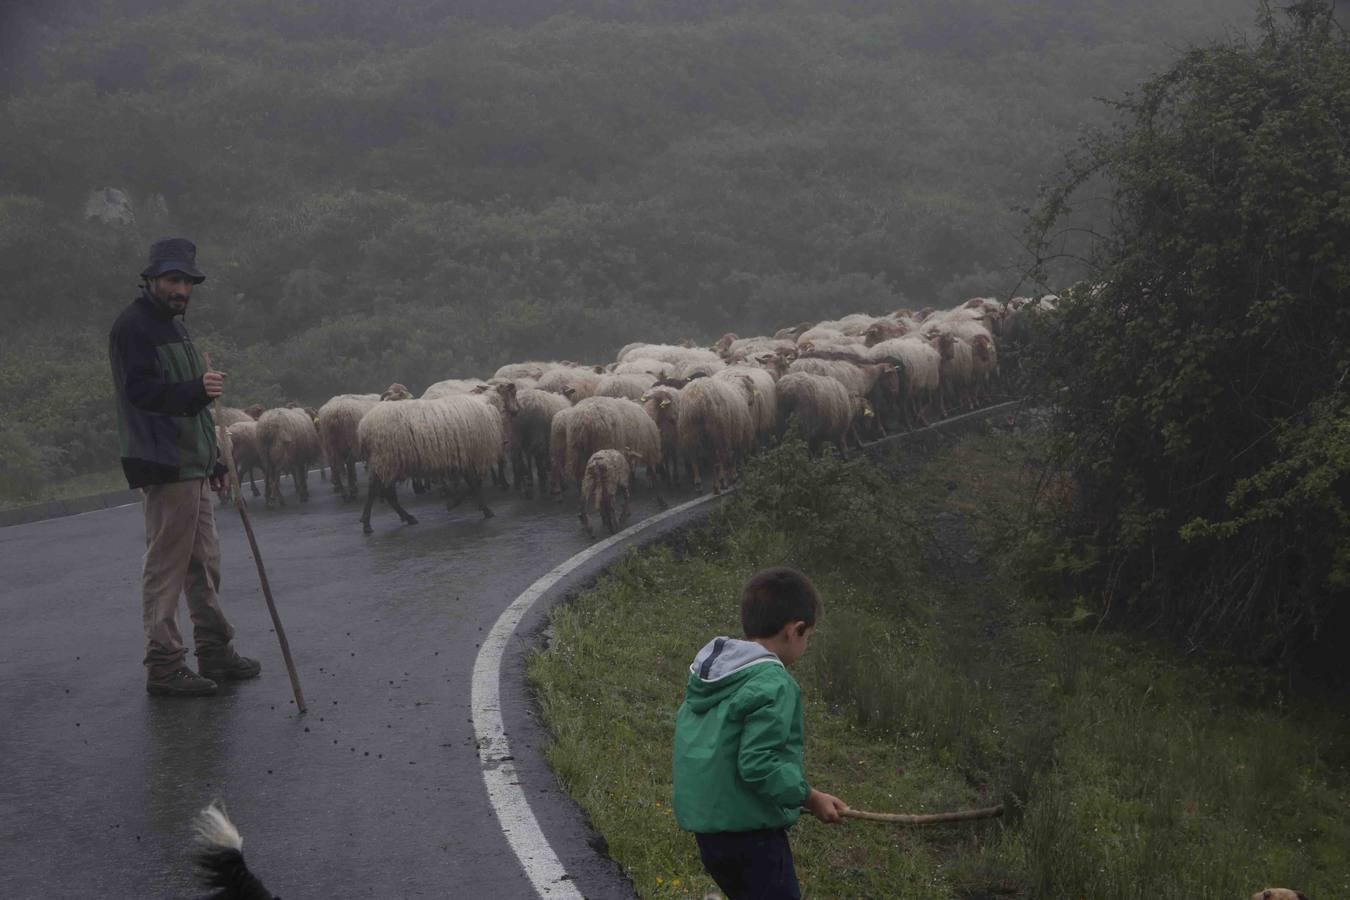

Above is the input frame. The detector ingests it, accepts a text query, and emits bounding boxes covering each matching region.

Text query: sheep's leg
[331,458,345,494]
[296,463,310,502]
[247,465,261,497]
[690,459,703,491]
[578,487,594,538]
[386,482,418,526]
[345,459,360,500]
[600,492,617,534]
[619,482,632,525]
[468,474,494,519]
[361,475,380,534]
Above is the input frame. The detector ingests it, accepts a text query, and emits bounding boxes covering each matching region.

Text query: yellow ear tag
[661,399,671,408]
[752,389,761,396]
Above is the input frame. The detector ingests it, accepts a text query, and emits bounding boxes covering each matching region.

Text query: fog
[1,0,1256,495]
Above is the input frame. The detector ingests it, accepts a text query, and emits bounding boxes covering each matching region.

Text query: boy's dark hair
[741,567,820,638]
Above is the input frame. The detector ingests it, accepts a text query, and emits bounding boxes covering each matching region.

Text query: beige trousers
[141,479,235,677]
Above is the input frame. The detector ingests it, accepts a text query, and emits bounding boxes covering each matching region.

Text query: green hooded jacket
[672,637,810,834]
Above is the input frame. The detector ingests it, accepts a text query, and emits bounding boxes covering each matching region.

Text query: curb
[488,398,1026,898]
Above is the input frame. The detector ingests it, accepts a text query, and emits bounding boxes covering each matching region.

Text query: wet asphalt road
[0,476,688,898]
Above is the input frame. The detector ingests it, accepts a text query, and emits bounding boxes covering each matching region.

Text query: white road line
[470,492,722,898]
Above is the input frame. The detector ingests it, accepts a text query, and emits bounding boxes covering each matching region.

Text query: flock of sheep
[211,295,1055,536]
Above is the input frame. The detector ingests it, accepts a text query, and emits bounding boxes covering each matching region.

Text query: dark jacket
[108,291,220,489]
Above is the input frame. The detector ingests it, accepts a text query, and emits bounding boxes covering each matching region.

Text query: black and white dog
[193,801,278,900]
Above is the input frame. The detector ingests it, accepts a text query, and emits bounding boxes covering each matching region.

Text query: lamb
[356,395,503,533]
[595,372,657,401]
[775,372,853,456]
[316,393,380,500]
[550,396,664,498]
[713,366,777,447]
[510,388,571,498]
[578,448,641,537]
[224,420,263,499]
[256,407,322,506]
[676,377,753,493]
[868,336,943,426]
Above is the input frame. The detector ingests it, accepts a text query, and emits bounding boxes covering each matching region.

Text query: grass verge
[528,432,1350,899]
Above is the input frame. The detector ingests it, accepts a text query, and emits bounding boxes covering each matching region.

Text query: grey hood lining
[689,636,783,683]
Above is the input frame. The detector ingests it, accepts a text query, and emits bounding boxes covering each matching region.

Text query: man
[109,236,261,696]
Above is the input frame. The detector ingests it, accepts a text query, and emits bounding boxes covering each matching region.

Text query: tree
[1026,1,1350,662]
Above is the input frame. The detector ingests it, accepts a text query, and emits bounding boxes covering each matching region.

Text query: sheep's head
[971,334,994,362]
[891,307,913,319]
[494,381,520,416]
[914,306,936,322]
[243,403,265,419]
[874,363,902,396]
[1250,891,1309,900]
[713,332,738,355]
[622,446,643,471]
[381,383,413,401]
[562,385,579,404]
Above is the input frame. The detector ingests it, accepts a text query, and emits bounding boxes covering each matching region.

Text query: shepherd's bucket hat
[141,236,206,283]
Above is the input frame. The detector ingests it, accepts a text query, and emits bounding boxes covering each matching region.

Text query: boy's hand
[805,788,848,824]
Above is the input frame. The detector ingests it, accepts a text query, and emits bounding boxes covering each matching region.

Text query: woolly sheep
[595,372,657,401]
[868,336,943,426]
[510,388,571,498]
[713,366,777,446]
[256,407,322,507]
[211,406,254,429]
[614,358,672,379]
[676,377,753,494]
[224,420,262,499]
[579,448,641,537]
[357,395,503,533]
[317,394,380,501]
[491,361,559,382]
[786,357,901,423]
[549,397,663,501]
[775,372,853,456]
[927,331,977,413]
[422,378,489,399]
[537,366,603,402]
[615,344,723,372]
[640,386,681,486]
[722,336,796,363]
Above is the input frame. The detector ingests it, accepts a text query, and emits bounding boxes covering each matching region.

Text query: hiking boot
[198,652,262,681]
[147,667,219,697]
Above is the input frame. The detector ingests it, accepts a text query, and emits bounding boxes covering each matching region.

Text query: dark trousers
[695,828,801,900]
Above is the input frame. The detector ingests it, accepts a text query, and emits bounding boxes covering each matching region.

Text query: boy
[673,566,848,900]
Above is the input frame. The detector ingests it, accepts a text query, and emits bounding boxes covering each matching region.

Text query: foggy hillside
[1,0,1255,494]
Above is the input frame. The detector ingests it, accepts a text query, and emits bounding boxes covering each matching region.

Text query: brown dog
[1250,890,1309,900]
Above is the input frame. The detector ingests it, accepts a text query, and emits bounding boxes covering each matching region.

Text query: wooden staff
[215,423,308,714]
[839,804,1003,825]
